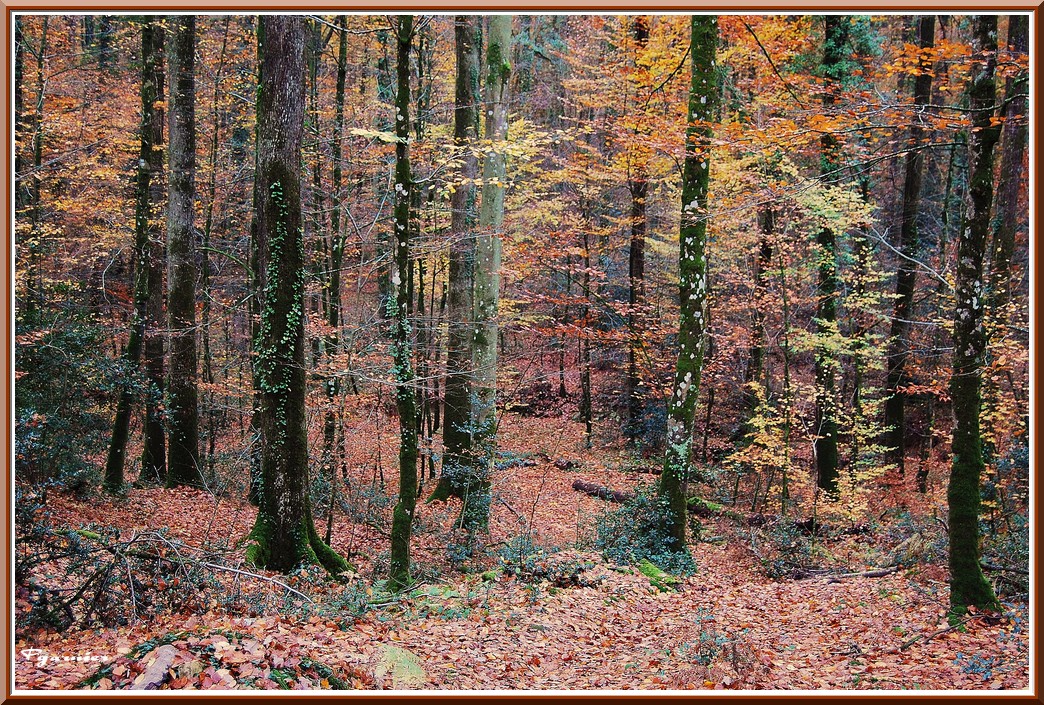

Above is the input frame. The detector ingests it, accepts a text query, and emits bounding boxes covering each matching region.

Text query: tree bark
[246,15,346,575]
[813,15,849,496]
[625,15,651,442]
[884,15,934,476]
[467,14,512,531]
[948,14,1000,616]
[322,15,349,545]
[988,14,1028,316]
[660,15,716,550]
[433,15,480,506]
[103,18,160,494]
[388,15,419,591]
[165,16,202,488]
[141,21,167,485]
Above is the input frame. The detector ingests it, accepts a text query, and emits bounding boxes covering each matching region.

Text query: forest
[12,12,1031,692]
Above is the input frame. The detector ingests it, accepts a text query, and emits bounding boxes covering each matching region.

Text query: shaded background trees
[13,13,1029,608]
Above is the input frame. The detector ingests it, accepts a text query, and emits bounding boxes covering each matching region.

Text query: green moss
[638,558,680,591]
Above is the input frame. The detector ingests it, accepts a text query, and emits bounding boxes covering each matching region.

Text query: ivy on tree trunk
[246,15,347,575]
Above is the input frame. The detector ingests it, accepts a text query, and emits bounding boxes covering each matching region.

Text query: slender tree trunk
[24,18,48,318]
[884,15,934,477]
[200,17,231,481]
[625,15,650,442]
[579,227,593,448]
[433,15,480,505]
[466,13,512,529]
[103,19,160,494]
[739,206,773,441]
[660,15,716,550]
[813,15,849,496]
[165,16,202,488]
[246,15,347,575]
[322,15,349,545]
[948,14,1000,616]
[141,21,167,484]
[14,18,27,219]
[988,14,1028,316]
[389,15,419,591]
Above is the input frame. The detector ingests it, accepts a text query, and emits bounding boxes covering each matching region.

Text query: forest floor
[14,412,1031,692]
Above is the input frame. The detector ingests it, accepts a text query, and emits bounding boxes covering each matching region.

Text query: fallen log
[571,480,634,504]
[824,566,899,583]
[623,465,662,476]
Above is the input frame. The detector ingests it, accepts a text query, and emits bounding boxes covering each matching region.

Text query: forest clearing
[12,11,1033,694]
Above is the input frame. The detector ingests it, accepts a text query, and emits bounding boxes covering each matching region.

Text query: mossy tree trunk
[246,15,347,575]
[884,15,934,477]
[466,13,512,532]
[165,16,202,489]
[433,15,480,507]
[388,15,419,592]
[659,15,716,550]
[812,14,849,496]
[103,18,161,494]
[948,14,1000,616]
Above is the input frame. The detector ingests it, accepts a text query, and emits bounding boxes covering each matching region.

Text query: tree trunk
[465,14,512,530]
[200,17,231,481]
[660,15,716,550]
[389,15,419,591]
[813,15,848,496]
[322,15,349,544]
[625,15,650,442]
[103,18,160,494]
[884,15,934,477]
[739,206,773,442]
[988,14,1028,316]
[141,21,167,485]
[246,15,346,575]
[948,14,1000,616]
[165,16,202,488]
[433,15,481,507]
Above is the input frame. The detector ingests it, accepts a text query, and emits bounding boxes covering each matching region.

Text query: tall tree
[246,15,347,575]
[103,18,163,494]
[388,14,419,591]
[988,14,1028,317]
[433,15,480,507]
[165,16,203,488]
[812,14,849,496]
[468,13,512,531]
[141,19,167,484]
[625,15,651,442]
[321,14,350,543]
[948,14,1000,616]
[883,15,934,477]
[660,15,717,550]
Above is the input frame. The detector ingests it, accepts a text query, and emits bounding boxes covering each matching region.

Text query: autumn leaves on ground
[15,412,1028,691]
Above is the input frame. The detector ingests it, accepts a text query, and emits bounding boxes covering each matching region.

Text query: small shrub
[594,488,695,575]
